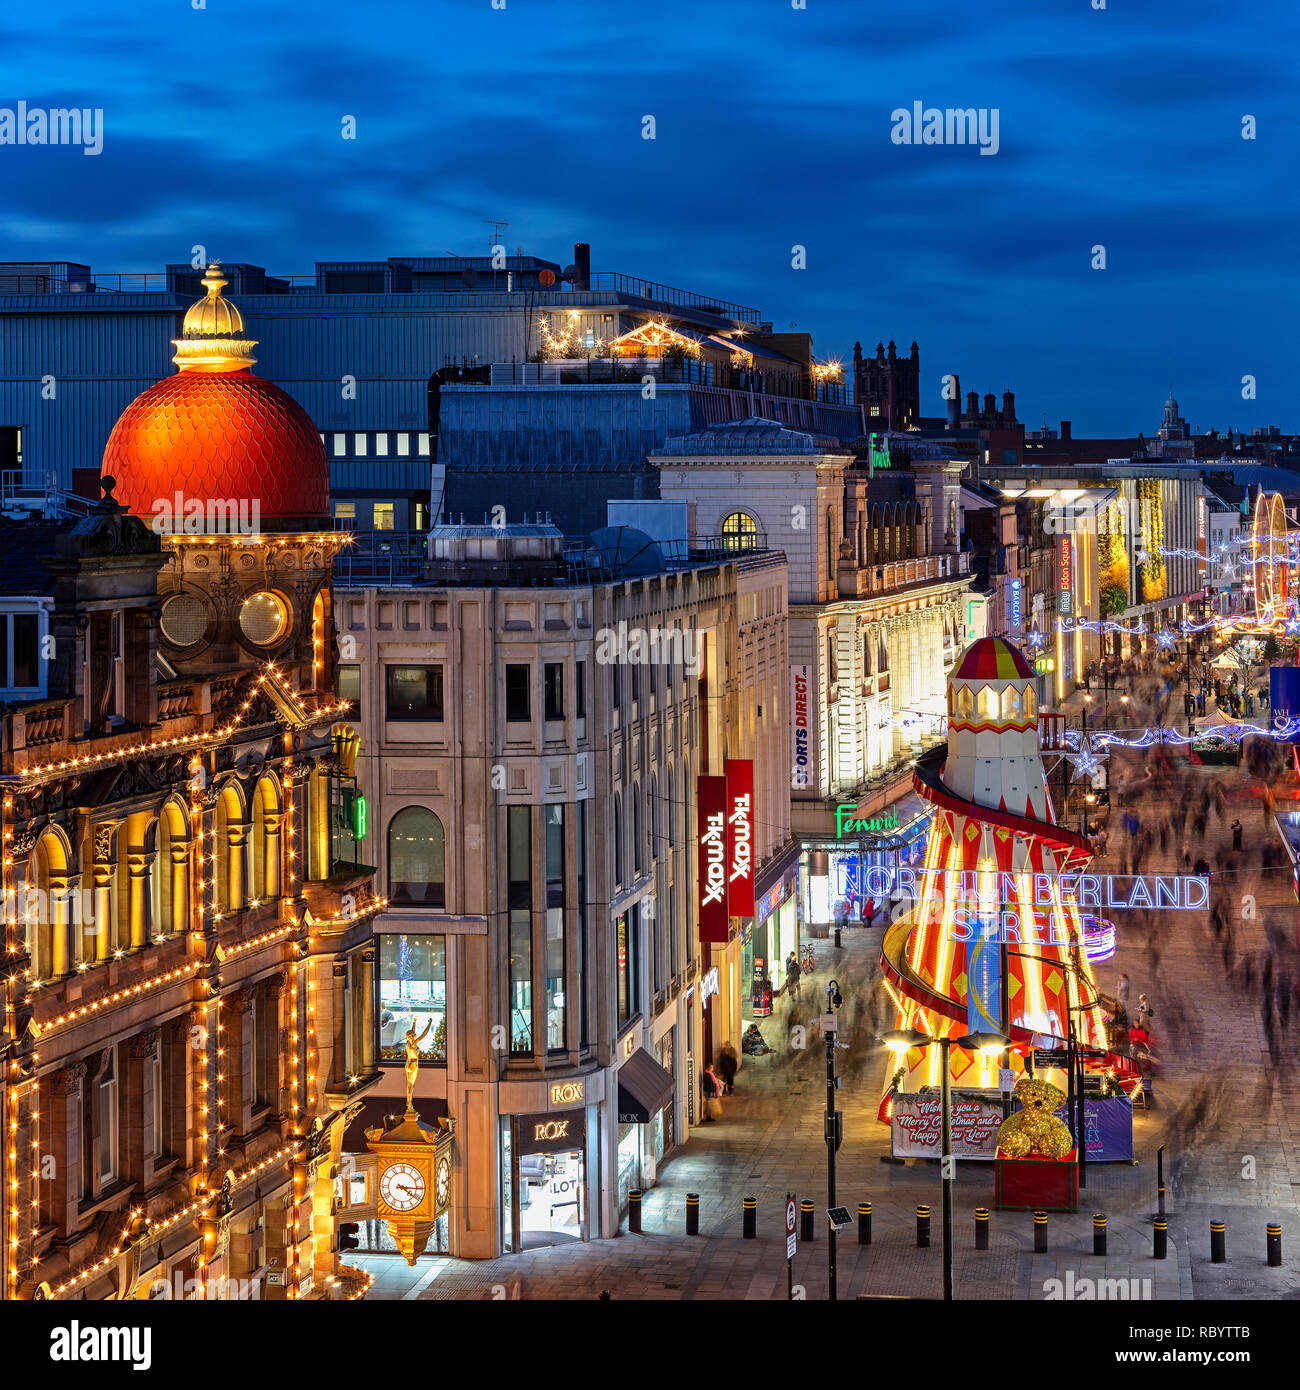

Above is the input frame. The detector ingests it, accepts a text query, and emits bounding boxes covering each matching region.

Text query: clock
[378,1161,427,1214]
[435,1155,450,1210]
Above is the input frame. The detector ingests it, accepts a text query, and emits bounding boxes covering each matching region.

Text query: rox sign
[697,761,756,944]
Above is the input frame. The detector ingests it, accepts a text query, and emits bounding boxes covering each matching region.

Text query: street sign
[787,1232,797,1259]
[786,1197,797,1235]
[827,1206,853,1232]
[998,1068,1016,1092]
[1034,1048,1069,1068]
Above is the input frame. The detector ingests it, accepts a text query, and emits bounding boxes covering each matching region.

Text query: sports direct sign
[697,775,729,943]
[790,664,812,789]
[724,759,755,917]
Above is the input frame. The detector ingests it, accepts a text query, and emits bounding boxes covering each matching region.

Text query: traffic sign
[827,1206,853,1232]
[785,1197,797,1235]
[787,1232,797,1259]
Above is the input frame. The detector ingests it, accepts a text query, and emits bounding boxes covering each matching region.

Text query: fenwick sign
[835,804,898,839]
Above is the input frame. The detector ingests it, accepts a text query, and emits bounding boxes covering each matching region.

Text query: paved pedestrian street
[354,731,1300,1303]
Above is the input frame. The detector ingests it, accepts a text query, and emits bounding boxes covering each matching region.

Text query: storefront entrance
[503,1110,588,1251]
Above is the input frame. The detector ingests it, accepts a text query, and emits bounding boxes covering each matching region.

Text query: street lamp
[824,979,845,1301]
[879,1026,1009,1301]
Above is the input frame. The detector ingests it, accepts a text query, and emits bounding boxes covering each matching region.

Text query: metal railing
[589,272,761,324]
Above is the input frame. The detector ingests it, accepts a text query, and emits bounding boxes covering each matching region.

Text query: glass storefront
[802,798,933,926]
[377,933,446,1061]
[653,1029,675,1161]
[616,1122,641,1213]
[502,1112,588,1252]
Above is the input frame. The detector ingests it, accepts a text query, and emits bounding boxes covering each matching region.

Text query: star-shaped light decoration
[1157,629,1177,649]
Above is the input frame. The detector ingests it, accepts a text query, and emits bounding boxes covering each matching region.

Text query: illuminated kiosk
[879,638,1138,1204]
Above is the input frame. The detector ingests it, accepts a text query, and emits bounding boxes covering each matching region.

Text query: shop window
[387,807,446,906]
[378,933,447,1062]
[506,664,531,722]
[509,806,533,1055]
[385,664,443,721]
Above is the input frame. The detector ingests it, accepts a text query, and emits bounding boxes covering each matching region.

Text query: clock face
[379,1161,426,1213]
[435,1155,450,1209]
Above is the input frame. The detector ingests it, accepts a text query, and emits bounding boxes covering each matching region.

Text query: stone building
[329,520,793,1255]
[0,267,378,1301]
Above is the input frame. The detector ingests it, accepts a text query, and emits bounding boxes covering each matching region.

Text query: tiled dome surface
[102,370,329,522]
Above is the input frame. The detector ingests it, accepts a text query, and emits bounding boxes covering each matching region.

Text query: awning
[617,1048,675,1124]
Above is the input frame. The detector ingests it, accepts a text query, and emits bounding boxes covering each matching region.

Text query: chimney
[965,390,979,421]
[1002,390,1016,423]
[1060,420,1072,442]
[947,373,961,429]
[572,242,591,290]
[982,392,997,419]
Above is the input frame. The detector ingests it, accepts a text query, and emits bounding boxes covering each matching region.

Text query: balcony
[836,551,969,599]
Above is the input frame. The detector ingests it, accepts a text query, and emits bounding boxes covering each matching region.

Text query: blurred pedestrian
[1231,818,1243,851]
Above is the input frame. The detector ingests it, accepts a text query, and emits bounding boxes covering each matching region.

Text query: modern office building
[329,519,793,1256]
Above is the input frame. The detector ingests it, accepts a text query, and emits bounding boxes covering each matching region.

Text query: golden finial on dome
[173,259,258,373]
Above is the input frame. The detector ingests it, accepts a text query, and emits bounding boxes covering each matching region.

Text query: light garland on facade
[26,961,203,1033]
[162,532,353,550]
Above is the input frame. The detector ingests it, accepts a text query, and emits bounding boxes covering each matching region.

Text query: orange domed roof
[100,263,330,526]
[103,371,330,523]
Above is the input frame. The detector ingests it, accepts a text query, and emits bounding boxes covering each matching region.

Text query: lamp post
[880,1027,1009,1301]
[825,979,844,1301]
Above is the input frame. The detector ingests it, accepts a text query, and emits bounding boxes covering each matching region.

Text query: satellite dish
[585,526,664,577]
[461,267,478,288]
[562,264,579,283]
[537,268,556,288]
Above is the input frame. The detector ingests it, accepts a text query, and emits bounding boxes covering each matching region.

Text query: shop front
[744,862,798,1019]
[503,1106,589,1251]
[615,1046,676,1214]
[800,792,934,928]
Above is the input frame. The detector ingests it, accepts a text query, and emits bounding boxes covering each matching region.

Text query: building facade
[331,522,792,1256]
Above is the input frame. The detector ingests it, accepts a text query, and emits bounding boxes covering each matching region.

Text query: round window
[239,591,289,646]
[159,594,209,647]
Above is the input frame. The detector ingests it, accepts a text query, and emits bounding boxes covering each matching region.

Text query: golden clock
[379,1161,427,1214]
[435,1154,450,1211]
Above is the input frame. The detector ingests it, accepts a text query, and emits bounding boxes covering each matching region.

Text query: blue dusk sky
[0,0,1294,435]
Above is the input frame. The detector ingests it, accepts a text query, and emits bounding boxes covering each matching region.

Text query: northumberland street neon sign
[862,867,1208,913]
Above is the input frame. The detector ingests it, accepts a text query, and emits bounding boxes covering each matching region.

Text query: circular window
[239,591,289,646]
[160,594,209,647]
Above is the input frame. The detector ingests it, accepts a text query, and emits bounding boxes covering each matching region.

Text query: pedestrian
[1231,817,1243,851]
[785,951,801,1002]
[717,1042,738,1096]
[1136,993,1153,1030]
[701,1061,722,1121]
[1181,840,1192,868]
[1116,972,1131,1013]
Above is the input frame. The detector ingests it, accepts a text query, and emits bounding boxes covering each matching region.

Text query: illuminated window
[387,807,446,907]
[976,686,997,719]
[374,432,389,455]
[1024,685,1037,718]
[372,503,395,532]
[957,685,974,719]
[378,933,446,1062]
[418,434,431,456]
[721,511,759,554]
[396,433,411,456]
[1000,687,1021,719]
[239,591,289,646]
[354,433,368,456]
[333,434,346,456]
[333,501,356,521]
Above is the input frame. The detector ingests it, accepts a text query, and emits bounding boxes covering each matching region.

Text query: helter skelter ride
[877,638,1141,1119]
[1221,490,1297,636]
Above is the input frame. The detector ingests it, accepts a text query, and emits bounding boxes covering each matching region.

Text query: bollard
[1153,1217,1168,1260]
[801,1199,815,1241]
[1093,1214,1107,1257]
[858,1201,872,1246]
[916,1204,931,1248]
[1033,1210,1048,1254]
[685,1193,699,1236]
[975,1207,990,1250]
[628,1190,642,1234]
[742,1196,756,1240]
[1267,1223,1282,1268]
[1211,1220,1226,1264]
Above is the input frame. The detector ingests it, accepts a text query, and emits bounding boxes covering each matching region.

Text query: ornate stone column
[225,819,249,913]
[262,810,283,900]
[168,836,190,936]
[128,849,154,950]
[358,946,376,1076]
[91,824,114,962]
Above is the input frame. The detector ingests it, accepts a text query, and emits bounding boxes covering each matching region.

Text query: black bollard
[1157,1143,1166,1217]
[1153,1217,1168,1260]
[1033,1210,1048,1254]
[916,1204,931,1248]
[801,1199,815,1241]
[685,1193,699,1236]
[742,1196,756,1240]
[1267,1223,1282,1268]
[858,1201,872,1246]
[975,1207,989,1250]
[628,1190,642,1234]
[1211,1220,1226,1264]
[1093,1213,1107,1256]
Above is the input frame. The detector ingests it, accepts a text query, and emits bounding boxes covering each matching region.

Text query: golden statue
[996,1076,1075,1159]
[403,1019,433,1114]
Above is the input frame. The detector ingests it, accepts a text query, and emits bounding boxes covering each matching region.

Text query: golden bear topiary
[996,1077,1074,1159]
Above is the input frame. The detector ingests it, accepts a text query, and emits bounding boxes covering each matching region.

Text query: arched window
[721,511,759,554]
[157,800,190,938]
[252,776,283,902]
[856,515,866,565]
[666,770,675,847]
[388,807,446,907]
[215,784,249,915]
[28,829,71,980]
[632,787,643,875]
[871,507,881,565]
[826,510,835,585]
[612,794,623,885]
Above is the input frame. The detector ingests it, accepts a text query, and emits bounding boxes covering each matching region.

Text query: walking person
[1135,993,1153,1030]
[1116,971,1131,1015]
[785,951,801,1003]
[701,1060,723,1121]
[1231,817,1243,851]
[717,1042,738,1096]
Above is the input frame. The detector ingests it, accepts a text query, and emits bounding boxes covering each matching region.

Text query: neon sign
[861,867,1208,912]
[835,804,899,839]
[791,665,811,789]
